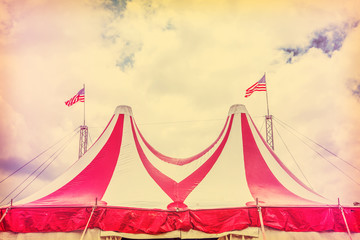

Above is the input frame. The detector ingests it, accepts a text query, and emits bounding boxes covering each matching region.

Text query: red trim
[21,115,124,207]
[134,117,229,165]
[130,115,234,209]
[1,206,359,233]
[241,113,319,205]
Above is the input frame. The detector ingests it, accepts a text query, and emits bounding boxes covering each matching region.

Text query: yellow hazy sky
[0,0,360,204]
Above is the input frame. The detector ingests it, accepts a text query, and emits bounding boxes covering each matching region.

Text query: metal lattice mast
[265,115,274,150]
[78,125,88,159]
[264,73,274,150]
[78,84,88,159]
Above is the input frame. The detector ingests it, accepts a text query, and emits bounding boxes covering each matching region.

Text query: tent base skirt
[2,228,360,240]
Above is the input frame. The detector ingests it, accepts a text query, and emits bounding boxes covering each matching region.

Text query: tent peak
[228,104,248,115]
[114,105,133,116]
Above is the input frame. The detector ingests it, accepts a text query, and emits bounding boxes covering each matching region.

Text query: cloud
[163,20,176,31]
[116,52,135,71]
[102,0,129,15]
[347,78,360,99]
[114,41,142,71]
[0,0,12,37]
[0,96,31,160]
[280,20,360,63]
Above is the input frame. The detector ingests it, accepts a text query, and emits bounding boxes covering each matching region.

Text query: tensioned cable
[9,137,75,204]
[273,123,314,190]
[274,117,360,174]
[273,117,360,186]
[0,129,79,205]
[88,131,93,145]
[0,127,80,184]
[259,118,265,133]
[60,129,100,174]
[0,130,78,205]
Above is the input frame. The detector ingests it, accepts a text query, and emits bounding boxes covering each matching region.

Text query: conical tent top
[114,105,133,116]
[228,104,248,115]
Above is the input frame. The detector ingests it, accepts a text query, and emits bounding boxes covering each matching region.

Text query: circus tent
[0,104,359,240]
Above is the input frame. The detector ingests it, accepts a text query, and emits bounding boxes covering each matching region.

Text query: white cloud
[0,96,31,160]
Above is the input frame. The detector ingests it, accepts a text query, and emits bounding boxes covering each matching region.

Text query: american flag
[245,74,266,98]
[65,88,85,107]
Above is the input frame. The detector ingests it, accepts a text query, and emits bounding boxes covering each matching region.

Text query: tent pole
[338,198,353,240]
[256,198,267,240]
[0,199,12,224]
[0,207,10,224]
[80,199,97,240]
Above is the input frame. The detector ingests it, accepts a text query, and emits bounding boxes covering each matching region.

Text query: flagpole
[83,83,85,126]
[265,72,270,116]
[244,72,274,150]
[79,84,88,159]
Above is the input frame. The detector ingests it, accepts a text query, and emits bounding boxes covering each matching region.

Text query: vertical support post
[79,125,88,159]
[80,198,97,240]
[256,198,267,240]
[338,198,353,240]
[265,115,274,150]
[0,199,12,224]
[0,207,9,224]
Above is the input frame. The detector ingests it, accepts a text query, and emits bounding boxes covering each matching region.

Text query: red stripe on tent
[22,115,125,206]
[1,206,359,233]
[86,114,115,151]
[241,113,319,205]
[248,116,324,198]
[134,117,229,166]
[130,115,234,210]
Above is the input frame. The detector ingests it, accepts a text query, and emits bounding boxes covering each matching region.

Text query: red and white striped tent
[1,104,359,240]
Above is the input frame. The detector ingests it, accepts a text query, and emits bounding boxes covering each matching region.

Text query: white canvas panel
[102,115,172,208]
[185,112,254,209]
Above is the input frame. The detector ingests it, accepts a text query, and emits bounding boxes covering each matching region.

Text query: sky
[0,0,360,205]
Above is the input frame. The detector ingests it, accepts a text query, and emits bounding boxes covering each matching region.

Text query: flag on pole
[245,74,266,98]
[65,88,85,107]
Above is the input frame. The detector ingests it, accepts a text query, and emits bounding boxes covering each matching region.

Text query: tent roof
[13,104,327,208]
